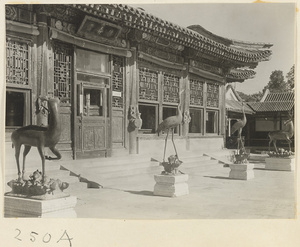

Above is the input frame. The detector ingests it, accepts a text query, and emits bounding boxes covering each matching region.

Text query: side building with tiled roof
[5,4,273,159]
[247,89,294,150]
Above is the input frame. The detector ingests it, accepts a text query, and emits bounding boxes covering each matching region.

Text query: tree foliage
[235,65,294,102]
[266,70,287,93]
[286,65,294,90]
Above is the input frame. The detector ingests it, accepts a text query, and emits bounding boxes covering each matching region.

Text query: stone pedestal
[4,195,77,218]
[229,163,254,180]
[153,174,189,197]
[265,157,295,171]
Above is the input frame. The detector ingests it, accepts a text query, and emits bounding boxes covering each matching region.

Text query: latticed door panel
[163,73,180,103]
[112,55,124,109]
[139,69,158,101]
[190,78,204,106]
[52,41,73,154]
[53,41,73,104]
[6,38,29,86]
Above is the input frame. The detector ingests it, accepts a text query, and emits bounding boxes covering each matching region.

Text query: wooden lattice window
[112,56,124,108]
[163,74,180,103]
[206,83,219,108]
[190,78,204,106]
[139,69,158,101]
[6,38,29,86]
[53,42,73,103]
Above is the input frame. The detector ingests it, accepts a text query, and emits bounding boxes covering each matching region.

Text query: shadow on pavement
[125,190,154,196]
[204,175,232,180]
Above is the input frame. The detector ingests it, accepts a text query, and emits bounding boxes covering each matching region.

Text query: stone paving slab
[73,162,295,219]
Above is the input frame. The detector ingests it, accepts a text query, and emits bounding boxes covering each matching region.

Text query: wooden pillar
[182,64,190,137]
[203,82,207,135]
[219,83,226,136]
[36,11,50,126]
[127,48,138,154]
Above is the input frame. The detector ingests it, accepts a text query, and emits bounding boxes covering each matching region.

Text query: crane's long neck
[242,104,246,121]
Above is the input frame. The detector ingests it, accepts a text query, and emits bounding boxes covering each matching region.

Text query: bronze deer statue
[268,117,294,154]
[11,97,62,182]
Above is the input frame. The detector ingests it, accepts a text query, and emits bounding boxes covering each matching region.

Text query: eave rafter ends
[226,68,256,82]
[71,4,273,66]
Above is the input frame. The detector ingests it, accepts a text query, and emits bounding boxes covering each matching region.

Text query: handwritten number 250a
[15,229,73,246]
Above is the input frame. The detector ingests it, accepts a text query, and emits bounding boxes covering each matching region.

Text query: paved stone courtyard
[73,159,295,219]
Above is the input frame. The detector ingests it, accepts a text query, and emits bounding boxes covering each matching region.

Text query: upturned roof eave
[70,4,273,66]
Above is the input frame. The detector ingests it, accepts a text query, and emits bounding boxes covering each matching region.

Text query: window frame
[188,107,204,135]
[205,109,219,135]
[5,87,31,129]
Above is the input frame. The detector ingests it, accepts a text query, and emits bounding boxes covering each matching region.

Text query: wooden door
[75,80,110,158]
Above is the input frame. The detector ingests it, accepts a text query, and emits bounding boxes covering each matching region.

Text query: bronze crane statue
[231,101,247,153]
[11,96,62,183]
[157,89,184,162]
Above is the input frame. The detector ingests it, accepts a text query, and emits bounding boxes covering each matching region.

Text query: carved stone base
[229,163,254,180]
[153,174,189,197]
[4,195,77,218]
[265,157,295,171]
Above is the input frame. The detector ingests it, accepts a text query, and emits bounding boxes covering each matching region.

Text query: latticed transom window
[163,74,180,103]
[207,83,219,108]
[139,69,158,101]
[53,42,73,103]
[112,56,124,108]
[6,38,29,85]
[190,79,204,106]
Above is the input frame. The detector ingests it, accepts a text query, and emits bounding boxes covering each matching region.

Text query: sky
[130,2,296,94]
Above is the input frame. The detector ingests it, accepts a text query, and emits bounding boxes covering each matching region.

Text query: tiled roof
[248,101,294,112]
[71,4,273,66]
[263,92,294,102]
[226,100,254,114]
[247,91,294,112]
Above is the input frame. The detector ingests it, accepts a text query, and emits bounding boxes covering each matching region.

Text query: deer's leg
[287,138,291,152]
[22,145,31,180]
[171,128,179,159]
[37,145,46,182]
[163,130,169,162]
[273,140,278,154]
[46,146,62,160]
[268,139,272,152]
[14,144,22,181]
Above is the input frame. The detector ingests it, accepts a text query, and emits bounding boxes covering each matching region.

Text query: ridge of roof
[71,4,273,65]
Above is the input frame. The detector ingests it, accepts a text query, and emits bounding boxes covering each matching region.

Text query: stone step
[60,155,212,179]
[61,156,220,189]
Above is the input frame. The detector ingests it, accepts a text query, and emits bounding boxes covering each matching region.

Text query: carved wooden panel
[207,83,219,108]
[112,112,124,143]
[83,126,105,150]
[59,110,71,142]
